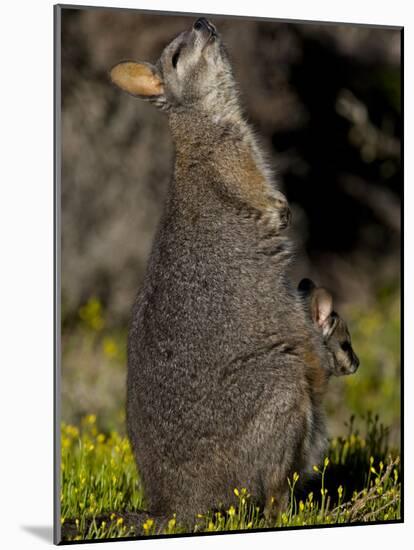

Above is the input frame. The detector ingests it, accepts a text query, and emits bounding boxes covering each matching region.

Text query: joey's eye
[340,341,352,353]
[172,49,180,68]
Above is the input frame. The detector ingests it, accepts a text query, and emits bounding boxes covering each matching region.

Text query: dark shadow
[21,525,53,543]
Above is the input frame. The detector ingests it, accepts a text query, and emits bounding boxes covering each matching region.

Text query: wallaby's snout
[193,17,218,43]
[346,345,360,374]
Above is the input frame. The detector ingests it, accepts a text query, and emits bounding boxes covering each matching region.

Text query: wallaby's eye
[340,341,352,353]
[172,49,181,68]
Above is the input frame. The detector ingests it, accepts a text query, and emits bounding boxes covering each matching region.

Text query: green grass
[60,414,401,542]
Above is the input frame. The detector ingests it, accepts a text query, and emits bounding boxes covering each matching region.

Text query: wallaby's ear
[298,278,316,296]
[110,61,164,100]
[310,288,333,328]
[321,311,339,340]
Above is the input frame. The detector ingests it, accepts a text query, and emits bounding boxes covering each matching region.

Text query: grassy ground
[60,414,401,542]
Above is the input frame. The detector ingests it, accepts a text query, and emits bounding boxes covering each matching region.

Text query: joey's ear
[310,288,333,327]
[298,278,316,296]
[110,61,164,101]
[321,311,339,340]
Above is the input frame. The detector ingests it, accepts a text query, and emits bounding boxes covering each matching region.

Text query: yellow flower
[143,518,154,533]
[87,414,96,425]
[103,337,118,358]
[66,425,79,438]
[61,517,65,525]
[293,472,299,483]
[79,298,105,331]
[168,517,176,530]
[97,434,105,444]
[116,517,124,526]
[337,485,343,498]
[110,513,116,521]
[299,500,304,512]
[324,457,330,468]
[101,521,106,529]
[313,465,319,473]
[234,488,239,497]
[228,506,236,516]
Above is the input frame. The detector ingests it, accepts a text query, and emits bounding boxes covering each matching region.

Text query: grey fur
[111,19,336,527]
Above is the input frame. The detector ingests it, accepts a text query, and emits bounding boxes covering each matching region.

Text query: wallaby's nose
[349,351,360,373]
[194,17,208,30]
[353,353,360,370]
[193,17,217,35]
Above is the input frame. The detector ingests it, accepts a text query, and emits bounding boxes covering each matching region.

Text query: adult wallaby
[110,18,337,527]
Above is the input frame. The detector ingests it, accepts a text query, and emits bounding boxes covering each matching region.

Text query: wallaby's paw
[258,192,291,235]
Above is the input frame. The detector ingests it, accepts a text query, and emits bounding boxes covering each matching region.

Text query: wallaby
[110,18,338,528]
[298,278,360,377]
[295,278,360,484]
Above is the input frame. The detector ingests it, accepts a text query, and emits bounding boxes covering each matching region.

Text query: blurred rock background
[60,8,401,444]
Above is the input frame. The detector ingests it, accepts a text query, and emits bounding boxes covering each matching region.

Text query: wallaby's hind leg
[264,480,290,522]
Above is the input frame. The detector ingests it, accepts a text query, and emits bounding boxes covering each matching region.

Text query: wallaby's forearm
[170,110,290,235]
